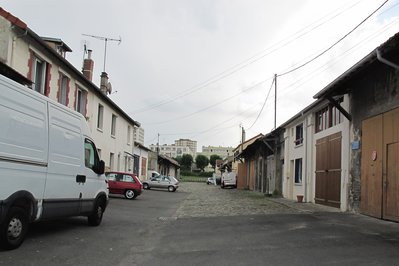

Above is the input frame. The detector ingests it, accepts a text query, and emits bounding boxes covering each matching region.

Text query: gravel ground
[174,182,339,218]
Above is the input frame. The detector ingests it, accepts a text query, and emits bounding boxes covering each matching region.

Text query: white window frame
[294,158,302,184]
[59,74,68,106]
[97,104,104,130]
[110,152,114,170]
[32,56,47,94]
[76,87,87,115]
[111,114,117,137]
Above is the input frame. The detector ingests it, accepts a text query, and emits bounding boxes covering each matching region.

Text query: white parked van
[0,75,108,250]
[147,170,160,180]
[221,170,237,188]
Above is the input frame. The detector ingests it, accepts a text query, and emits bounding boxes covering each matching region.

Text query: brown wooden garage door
[361,107,399,221]
[315,132,342,208]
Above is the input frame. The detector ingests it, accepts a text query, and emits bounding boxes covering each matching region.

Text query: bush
[198,171,214,177]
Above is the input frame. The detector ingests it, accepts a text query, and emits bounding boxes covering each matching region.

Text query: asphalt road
[1,183,399,265]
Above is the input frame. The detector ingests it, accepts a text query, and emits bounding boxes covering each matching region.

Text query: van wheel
[0,207,29,250]
[125,189,136,199]
[88,200,104,226]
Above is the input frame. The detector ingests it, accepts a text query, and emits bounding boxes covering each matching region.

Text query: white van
[221,170,237,188]
[147,170,160,180]
[0,75,108,250]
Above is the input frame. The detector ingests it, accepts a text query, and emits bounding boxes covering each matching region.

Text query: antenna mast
[82,34,121,72]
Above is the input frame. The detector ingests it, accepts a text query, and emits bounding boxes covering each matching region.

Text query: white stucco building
[282,96,350,211]
[0,8,143,173]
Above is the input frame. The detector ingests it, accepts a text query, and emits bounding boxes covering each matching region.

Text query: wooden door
[361,107,399,221]
[237,163,247,189]
[383,107,399,221]
[315,132,341,208]
[360,115,383,218]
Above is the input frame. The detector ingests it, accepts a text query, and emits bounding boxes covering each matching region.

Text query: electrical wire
[277,0,390,77]
[130,0,364,114]
[247,77,275,130]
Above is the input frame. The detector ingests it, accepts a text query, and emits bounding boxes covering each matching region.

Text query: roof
[0,7,140,128]
[313,32,399,99]
[158,154,180,168]
[233,133,264,152]
[41,36,73,52]
[134,142,152,152]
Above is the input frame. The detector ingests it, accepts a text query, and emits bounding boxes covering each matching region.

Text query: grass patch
[180,175,208,183]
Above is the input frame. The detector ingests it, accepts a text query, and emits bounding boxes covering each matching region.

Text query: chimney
[82,49,94,81]
[100,72,109,95]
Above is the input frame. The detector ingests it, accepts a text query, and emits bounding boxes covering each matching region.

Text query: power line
[130,1,363,114]
[277,0,390,77]
[146,78,272,125]
[247,77,275,130]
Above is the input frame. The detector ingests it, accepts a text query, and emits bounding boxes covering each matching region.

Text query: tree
[210,154,222,171]
[180,154,193,170]
[195,155,209,172]
[174,156,182,165]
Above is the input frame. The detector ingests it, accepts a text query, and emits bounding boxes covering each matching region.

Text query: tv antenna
[82,33,122,72]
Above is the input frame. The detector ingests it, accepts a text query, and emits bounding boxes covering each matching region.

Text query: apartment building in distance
[149,139,197,158]
[199,146,234,160]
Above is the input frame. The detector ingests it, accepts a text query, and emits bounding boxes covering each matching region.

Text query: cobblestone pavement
[174,182,339,218]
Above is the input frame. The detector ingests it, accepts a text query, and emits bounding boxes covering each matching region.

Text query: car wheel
[125,189,135,199]
[0,207,29,250]
[221,182,225,189]
[143,183,150,189]
[88,199,105,226]
[168,186,175,192]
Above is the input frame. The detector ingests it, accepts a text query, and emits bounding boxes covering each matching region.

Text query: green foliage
[180,154,193,170]
[195,154,209,171]
[180,175,208,182]
[174,156,182,165]
[209,154,222,170]
[198,171,214,177]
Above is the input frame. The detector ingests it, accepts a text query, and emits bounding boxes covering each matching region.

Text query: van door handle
[76,175,86,183]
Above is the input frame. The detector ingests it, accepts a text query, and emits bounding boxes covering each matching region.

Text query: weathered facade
[238,130,284,195]
[314,32,399,220]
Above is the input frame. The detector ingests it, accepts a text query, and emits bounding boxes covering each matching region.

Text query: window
[127,125,131,145]
[97,148,102,159]
[315,98,344,133]
[111,114,117,136]
[76,87,87,116]
[294,158,302,184]
[32,56,47,94]
[97,104,104,130]
[123,174,135,183]
[59,74,69,106]
[84,139,100,171]
[295,124,303,146]
[110,153,114,170]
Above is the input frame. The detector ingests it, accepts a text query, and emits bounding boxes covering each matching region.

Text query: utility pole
[274,73,277,130]
[82,34,121,72]
[157,133,160,156]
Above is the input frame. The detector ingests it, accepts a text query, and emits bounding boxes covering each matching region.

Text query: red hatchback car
[105,172,143,199]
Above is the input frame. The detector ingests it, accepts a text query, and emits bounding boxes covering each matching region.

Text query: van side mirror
[95,160,105,175]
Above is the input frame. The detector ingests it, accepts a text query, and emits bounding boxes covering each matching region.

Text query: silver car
[142,175,179,192]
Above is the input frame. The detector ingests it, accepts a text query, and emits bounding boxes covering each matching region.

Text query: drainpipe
[376,49,399,70]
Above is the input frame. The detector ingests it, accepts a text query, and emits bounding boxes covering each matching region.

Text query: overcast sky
[3,0,399,150]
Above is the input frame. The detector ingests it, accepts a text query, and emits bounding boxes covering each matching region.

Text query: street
[1,183,399,265]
